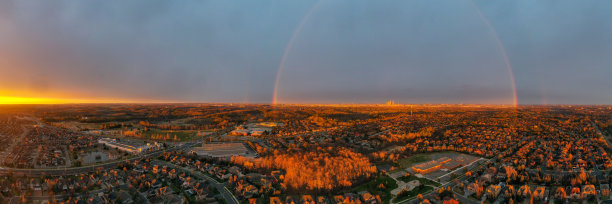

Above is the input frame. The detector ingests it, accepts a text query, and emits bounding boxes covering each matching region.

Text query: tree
[231,147,376,191]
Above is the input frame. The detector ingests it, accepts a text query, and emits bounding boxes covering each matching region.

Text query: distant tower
[386,100,397,106]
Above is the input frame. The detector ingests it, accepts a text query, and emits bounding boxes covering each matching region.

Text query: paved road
[521,122,611,176]
[592,121,612,148]
[0,141,199,177]
[0,116,210,177]
[154,160,239,204]
[16,188,107,202]
[393,158,490,204]
[0,140,219,202]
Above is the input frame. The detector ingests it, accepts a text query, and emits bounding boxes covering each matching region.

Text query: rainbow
[272,0,323,105]
[273,0,519,106]
[468,0,518,107]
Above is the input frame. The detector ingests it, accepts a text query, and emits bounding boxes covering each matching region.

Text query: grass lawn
[392,185,433,203]
[398,154,432,169]
[397,175,441,187]
[346,173,398,204]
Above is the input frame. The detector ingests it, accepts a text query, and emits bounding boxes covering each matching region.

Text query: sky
[0,0,611,104]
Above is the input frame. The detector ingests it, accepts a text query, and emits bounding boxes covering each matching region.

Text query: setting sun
[0,96,159,104]
[0,1,610,203]
[0,96,73,104]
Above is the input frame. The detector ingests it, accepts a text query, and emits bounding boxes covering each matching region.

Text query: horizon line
[0,102,609,106]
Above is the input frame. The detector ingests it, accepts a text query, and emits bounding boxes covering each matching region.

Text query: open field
[398,153,434,169]
[397,174,441,187]
[392,185,433,203]
[346,173,398,204]
[401,152,480,182]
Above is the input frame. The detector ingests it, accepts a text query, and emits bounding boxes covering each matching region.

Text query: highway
[0,116,212,177]
[0,138,243,204]
[0,141,198,177]
[0,125,243,203]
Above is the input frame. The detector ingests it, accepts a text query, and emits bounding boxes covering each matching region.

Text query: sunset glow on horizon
[1,1,611,104]
[0,96,77,104]
[0,1,611,201]
[0,95,176,104]
[0,89,157,104]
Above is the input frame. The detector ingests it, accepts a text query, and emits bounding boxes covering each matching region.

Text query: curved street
[153,160,239,204]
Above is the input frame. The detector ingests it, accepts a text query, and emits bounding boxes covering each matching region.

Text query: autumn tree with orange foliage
[442,199,459,204]
[231,147,376,191]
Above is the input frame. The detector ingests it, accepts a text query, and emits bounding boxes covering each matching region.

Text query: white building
[98,138,160,154]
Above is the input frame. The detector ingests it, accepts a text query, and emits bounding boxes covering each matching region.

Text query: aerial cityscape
[1,1,612,204]
[0,104,610,204]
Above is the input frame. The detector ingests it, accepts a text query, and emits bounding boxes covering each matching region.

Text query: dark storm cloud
[0,0,610,104]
